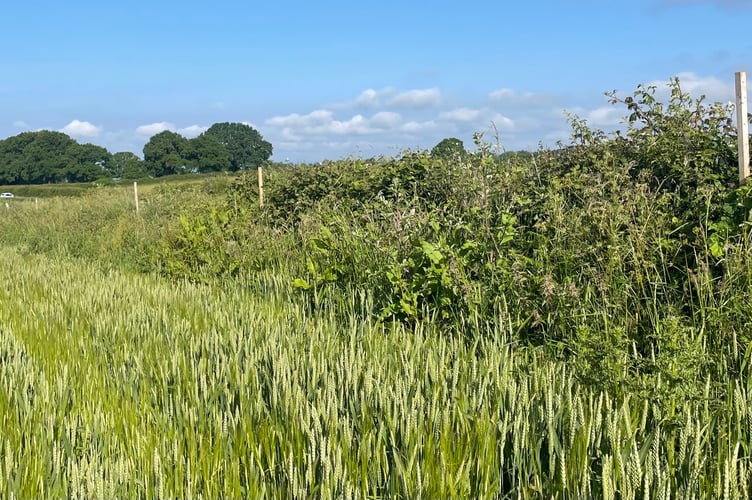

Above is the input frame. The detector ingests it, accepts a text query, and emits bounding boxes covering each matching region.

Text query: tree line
[0,122,272,185]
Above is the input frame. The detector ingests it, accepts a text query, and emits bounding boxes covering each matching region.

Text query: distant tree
[497,150,534,162]
[185,134,231,173]
[0,133,35,183]
[143,131,189,176]
[1,131,77,183]
[0,131,116,184]
[203,122,272,171]
[431,138,467,163]
[111,152,147,179]
[64,143,111,182]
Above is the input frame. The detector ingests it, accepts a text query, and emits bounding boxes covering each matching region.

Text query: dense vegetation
[0,77,751,498]
[0,122,271,184]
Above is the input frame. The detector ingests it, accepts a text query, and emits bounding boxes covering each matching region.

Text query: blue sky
[1,0,751,162]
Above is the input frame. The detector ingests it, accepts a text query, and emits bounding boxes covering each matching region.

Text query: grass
[0,243,750,498]
[0,171,237,198]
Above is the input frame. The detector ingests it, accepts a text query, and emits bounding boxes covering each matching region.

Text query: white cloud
[61,120,101,138]
[401,120,438,133]
[488,88,515,100]
[489,113,516,131]
[135,122,175,137]
[387,88,441,108]
[266,109,403,136]
[13,121,29,129]
[645,72,733,102]
[353,87,441,108]
[440,108,483,122]
[178,125,208,137]
[328,115,369,134]
[488,88,557,107]
[355,88,396,107]
[370,111,401,127]
[267,110,334,128]
[585,106,623,127]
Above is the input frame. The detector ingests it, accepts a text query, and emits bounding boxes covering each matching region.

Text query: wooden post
[134,181,140,213]
[736,71,750,183]
[258,166,264,207]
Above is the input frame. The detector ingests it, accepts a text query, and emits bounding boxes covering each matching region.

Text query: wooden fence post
[736,71,750,183]
[134,181,140,214]
[258,166,264,207]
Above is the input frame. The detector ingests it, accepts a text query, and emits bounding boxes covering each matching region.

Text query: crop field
[1,82,751,498]
[0,247,749,499]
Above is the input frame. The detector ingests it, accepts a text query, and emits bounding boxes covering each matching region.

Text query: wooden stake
[736,71,750,183]
[258,166,264,207]
[134,181,140,213]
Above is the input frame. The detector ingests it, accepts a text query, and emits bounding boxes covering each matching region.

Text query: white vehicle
[0,193,13,198]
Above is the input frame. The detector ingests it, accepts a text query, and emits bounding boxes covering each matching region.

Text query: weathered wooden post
[134,181,140,214]
[736,71,750,183]
[258,166,265,207]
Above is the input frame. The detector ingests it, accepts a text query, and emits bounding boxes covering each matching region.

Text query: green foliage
[430,137,467,162]
[159,204,245,282]
[141,123,273,177]
[0,131,111,184]
[143,130,189,176]
[203,122,273,170]
[111,151,147,179]
[184,133,231,173]
[606,78,738,226]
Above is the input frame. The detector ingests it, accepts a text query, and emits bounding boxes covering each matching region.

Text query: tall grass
[0,247,750,498]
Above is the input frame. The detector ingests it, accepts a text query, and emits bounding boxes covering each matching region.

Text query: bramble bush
[156,76,752,400]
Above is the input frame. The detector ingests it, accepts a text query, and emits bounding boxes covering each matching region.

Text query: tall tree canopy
[0,121,274,184]
[431,137,467,163]
[203,122,272,171]
[184,134,231,173]
[111,152,147,179]
[0,131,110,184]
[143,131,189,177]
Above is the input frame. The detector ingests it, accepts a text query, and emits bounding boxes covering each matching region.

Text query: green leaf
[420,241,444,265]
[292,278,311,290]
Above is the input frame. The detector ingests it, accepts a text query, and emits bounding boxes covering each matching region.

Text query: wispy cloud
[645,71,733,101]
[61,120,101,138]
[266,109,405,137]
[178,125,208,137]
[488,88,550,105]
[387,88,441,108]
[353,87,441,108]
[355,88,395,107]
[401,120,438,133]
[135,122,175,137]
[440,108,483,122]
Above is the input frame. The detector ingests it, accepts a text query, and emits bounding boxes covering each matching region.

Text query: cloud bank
[7,72,739,163]
[61,120,101,138]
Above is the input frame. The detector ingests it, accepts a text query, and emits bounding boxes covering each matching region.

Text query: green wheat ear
[0,225,750,498]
